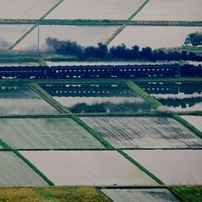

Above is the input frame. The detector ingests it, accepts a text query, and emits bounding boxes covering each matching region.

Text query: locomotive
[0,63,201,79]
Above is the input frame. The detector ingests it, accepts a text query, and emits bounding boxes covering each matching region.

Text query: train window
[133,69,136,71]
[74,70,76,72]
[69,70,72,72]
[84,70,86,72]
[162,69,164,71]
[124,69,126,71]
[138,69,140,71]
[157,69,159,71]
[152,69,155,71]
[88,70,91,72]
[143,69,145,71]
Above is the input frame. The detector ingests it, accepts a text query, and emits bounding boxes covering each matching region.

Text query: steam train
[0,63,201,79]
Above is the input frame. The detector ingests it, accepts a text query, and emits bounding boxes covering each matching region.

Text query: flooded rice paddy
[0,118,105,149]
[45,0,144,20]
[80,116,202,148]
[20,150,158,186]
[0,151,48,186]
[109,26,202,49]
[181,115,202,132]
[137,82,202,112]
[40,83,155,113]
[125,150,202,185]
[0,85,60,115]
[101,188,181,202]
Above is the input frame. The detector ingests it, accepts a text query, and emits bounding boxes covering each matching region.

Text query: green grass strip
[8,24,37,50]
[118,150,164,185]
[169,186,202,202]
[12,149,54,186]
[40,0,64,20]
[127,0,150,21]
[126,81,163,108]
[105,0,149,45]
[172,113,202,139]
[0,139,11,149]
[29,83,71,114]
[71,115,114,149]
[35,188,60,202]
[8,0,64,50]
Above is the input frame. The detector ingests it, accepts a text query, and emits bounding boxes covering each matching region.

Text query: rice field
[0,25,32,49]
[20,150,158,186]
[41,83,155,113]
[0,0,59,19]
[125,150,202,185]
[14,25,118,51]
[0,85,60,115]
[0,118,105,149]
[101,188,181,202]
[109,26,202,49]
[80,117,202,148]
[181,116,202,132]
[133,0,202,21]
[45,0,145,20]
[0,151,48,186]
[138,82,202,112]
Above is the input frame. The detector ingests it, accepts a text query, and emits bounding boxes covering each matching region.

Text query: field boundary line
[29,83,71,114]
[0,138,54,186]
[8,24,37,50]
[118,150,164,185]
[105,0,150,45]
[71,115,114,149]
[40,0,64,20]
[13,150,55,186]
[1,19,202,26]
[126,81,163,108]
[8,0,64,50]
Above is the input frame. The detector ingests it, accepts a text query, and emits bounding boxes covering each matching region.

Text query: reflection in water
[41,84,155,113]
[69,101,153,113]
[137,82,202,111]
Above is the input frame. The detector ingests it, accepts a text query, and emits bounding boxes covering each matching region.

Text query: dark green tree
[184,31,202,46]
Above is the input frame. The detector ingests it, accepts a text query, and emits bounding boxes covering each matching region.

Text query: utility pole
[37,21,40,52]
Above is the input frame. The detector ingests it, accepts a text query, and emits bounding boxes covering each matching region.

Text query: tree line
[46,37,202,61]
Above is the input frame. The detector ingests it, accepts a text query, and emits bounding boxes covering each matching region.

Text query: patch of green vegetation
[172,113,202,139]
[71,115,113,149]
[36,186,111,202]
[170,186,202,202]
[29,83,71,114]
[118,150,164,185]
[126,81,162,108]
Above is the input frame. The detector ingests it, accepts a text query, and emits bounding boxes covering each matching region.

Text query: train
[0,63,202,79]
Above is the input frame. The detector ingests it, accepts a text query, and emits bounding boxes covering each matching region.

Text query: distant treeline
[46,37,202,61]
